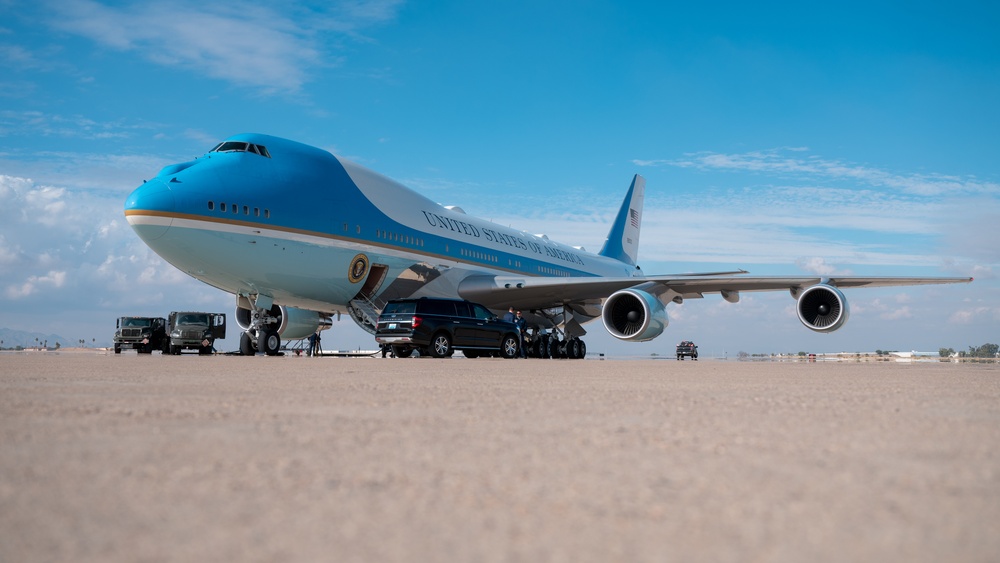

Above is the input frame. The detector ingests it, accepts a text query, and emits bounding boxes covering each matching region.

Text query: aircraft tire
[535,335,548,359]
[567,338,581,359]
[577,339,587,359]
[261,329,281,356]
[547,337,562,359]
[240,332,255,355]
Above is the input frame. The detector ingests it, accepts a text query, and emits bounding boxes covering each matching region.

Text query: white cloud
[948,306,1000,325]
[0,174,193,314]
[46,0,403,93]
[637,148,1000,197]
[0,235,19,265]
[5,269,66,299]
[23,185,67,226]
[795,257,850,276]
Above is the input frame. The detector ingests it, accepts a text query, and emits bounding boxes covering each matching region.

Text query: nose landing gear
[238,294,282,356]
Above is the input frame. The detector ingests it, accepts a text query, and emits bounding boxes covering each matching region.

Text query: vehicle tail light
[412,316,422,328]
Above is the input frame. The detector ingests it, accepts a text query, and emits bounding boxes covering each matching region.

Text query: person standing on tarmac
[502,306,515,323]
[514,311,527,358]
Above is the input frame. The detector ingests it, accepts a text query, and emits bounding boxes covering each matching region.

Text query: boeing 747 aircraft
[124,134,972,357]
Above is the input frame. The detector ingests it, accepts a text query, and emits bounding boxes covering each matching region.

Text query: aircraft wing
[458,272,973,310]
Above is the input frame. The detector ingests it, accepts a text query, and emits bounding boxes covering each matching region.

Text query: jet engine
[796,284,850,332]
[602,288,668,341]
[236,304,332,340]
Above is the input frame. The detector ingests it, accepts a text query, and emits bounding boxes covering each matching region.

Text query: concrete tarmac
[1,352,998,562]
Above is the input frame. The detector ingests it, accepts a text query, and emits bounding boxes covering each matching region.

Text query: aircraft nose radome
[124,179,175,241]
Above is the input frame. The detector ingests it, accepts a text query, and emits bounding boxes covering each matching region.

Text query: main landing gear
[524,333,587,359]
[523,307,588,359]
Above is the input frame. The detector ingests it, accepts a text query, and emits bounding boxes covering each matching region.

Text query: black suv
[374,297,522,359]
[676,340,698,360]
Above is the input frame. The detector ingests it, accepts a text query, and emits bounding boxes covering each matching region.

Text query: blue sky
[1,1,997,355]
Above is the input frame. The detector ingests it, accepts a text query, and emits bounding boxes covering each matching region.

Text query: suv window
[383,301,416,315]
[421,300,456,316]
[472,304,493,321]
[454,302,472,318]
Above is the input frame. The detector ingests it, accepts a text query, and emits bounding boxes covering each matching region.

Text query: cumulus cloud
[0,235,19,265]
[795,257,850,276]
[0,174,200,317]
[948,306,1000,325]
[5,270,66,299]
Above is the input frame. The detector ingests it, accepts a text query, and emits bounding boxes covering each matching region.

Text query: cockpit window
[210,141,271,158]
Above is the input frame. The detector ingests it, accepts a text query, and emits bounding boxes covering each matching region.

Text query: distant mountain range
[0,328,74,349]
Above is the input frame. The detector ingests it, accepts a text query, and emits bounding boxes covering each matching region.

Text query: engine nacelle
[236,304,331,340]
[796,284,850,332]
[602,288,668,341]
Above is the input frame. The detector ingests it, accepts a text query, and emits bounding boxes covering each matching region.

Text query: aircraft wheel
[567,338,581,359]
[430,332,452,358]
[538,335,550,359]
[577,339,587,359]
[547,337,562,359]
[240,332,255,355]
[261,329,281,356]
[463,350,480,359]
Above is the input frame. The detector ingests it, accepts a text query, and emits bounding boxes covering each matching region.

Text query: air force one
[124,134,972,357]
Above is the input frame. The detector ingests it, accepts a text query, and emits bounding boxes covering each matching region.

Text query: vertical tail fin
[598,174,645,267]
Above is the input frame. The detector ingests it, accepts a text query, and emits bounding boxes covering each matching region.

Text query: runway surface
[2,352,998,562]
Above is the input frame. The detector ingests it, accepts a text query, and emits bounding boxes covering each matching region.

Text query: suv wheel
[430,332,452,358]
[500,334,519,359]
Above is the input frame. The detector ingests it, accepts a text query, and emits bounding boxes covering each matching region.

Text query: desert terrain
[1,352,998,562]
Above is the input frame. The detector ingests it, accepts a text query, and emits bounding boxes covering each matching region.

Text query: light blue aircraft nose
[124,179,175,241]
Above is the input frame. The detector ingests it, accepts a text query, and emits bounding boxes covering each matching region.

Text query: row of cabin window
[376,229,424,247]
[460,247,499,263]
[537,265,570,277]
[207,201,270,218]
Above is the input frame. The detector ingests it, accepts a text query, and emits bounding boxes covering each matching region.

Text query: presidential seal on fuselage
[348,253,369,284]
